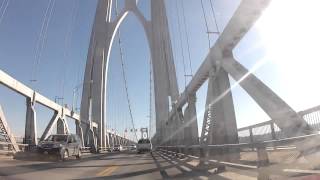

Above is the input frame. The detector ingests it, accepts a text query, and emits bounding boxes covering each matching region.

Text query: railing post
[256,143,270,180]
[249,127,254,151]
[257,143,269,166]
[199,145,206,166]
[270,122,277,140]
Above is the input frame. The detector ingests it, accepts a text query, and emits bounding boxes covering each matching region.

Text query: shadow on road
[75,151,230,180]
[0,152,116,176]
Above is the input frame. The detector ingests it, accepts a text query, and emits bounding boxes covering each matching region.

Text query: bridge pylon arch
[79,0,181,148]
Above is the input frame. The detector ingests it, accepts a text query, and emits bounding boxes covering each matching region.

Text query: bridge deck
[1,150,319,179]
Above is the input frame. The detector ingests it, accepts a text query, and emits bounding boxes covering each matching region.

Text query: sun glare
[256,0,320,108]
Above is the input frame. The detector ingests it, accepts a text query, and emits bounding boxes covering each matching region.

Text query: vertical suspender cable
[181,0,193,76]
[174,0,187,88]
[209,0,220,34]
[149,58,152,138]
[117,33,138,141]
[59,0,78,104]
[115,0,138,141]
[200,0,211,49]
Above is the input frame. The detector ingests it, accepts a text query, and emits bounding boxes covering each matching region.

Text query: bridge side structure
[0,70,133,152]
[0,70,83,146]
[165,0,314,156]
[80,0,182,148]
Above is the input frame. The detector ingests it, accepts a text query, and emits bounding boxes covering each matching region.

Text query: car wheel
[76,149,81,159]
[60,149,69,161]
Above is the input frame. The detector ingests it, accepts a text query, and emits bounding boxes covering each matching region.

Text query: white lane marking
[187,155,199,159]
[179,165,191,172]
[283,169,320,174]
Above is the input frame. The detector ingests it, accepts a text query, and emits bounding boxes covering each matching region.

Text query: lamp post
[72,80,93,112]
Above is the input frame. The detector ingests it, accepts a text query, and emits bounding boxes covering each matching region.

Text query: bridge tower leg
[201,69,239,161]
[80,0,112,149]
[183,94,199,146]
[150,0,180,145]
[76,121,84,146]
[24,96,37,145]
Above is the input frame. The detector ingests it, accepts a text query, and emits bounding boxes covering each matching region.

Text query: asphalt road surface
[0,150,263,180]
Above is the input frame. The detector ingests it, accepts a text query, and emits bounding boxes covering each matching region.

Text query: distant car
[37,134,82,160]
[129,144,136,151]
[137,139,152,153]
[113,144,123,152]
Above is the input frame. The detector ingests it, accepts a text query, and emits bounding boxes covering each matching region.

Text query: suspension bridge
[0,0,320,179]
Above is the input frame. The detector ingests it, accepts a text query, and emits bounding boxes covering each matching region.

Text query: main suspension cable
[0,0,10,26]
[115,0,138,141]
[31,0,56,84]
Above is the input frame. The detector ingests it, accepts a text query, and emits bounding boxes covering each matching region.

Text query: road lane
[0,151,260,179]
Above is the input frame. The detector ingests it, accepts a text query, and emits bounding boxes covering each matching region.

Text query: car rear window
[138,139,150,144]
[46,135,68,142]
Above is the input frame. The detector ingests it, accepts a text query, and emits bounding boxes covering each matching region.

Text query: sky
[0,0,320,141]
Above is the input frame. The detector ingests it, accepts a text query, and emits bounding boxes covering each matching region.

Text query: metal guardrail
[238,105,320,143]
[157,133,320,166]
[157,133,320,179]
[0,141,29,153]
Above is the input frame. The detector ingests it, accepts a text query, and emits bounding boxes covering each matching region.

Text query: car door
[74,135,80,155]
[67,135,75,156]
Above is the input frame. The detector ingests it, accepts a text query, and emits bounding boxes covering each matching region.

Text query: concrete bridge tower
[79,0,180,148]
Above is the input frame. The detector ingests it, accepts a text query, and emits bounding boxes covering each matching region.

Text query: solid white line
[187,155,199,159]
[215,160,257,169]
[283,169,320,174]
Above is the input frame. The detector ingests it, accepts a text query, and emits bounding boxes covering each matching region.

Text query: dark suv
[37,134,82,160]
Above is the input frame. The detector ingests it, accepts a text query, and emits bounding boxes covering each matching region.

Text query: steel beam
[169,0,271,112]
[221,56,313,136]
[40,111,60,141]
[0,105,19,152]
[0,70,80,121]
